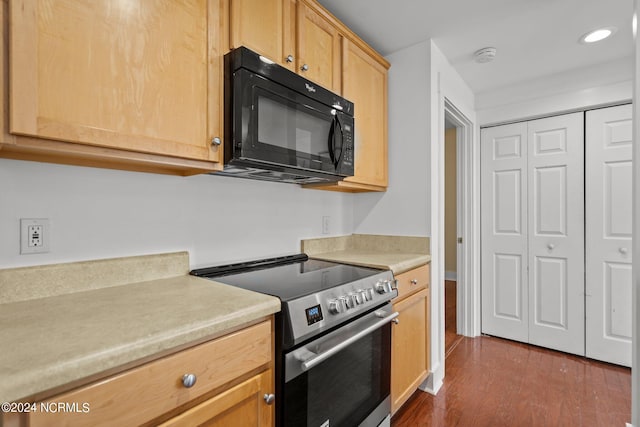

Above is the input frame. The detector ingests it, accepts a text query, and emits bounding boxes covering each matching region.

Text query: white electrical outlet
[20,218,50,254]
[322,216,330,234]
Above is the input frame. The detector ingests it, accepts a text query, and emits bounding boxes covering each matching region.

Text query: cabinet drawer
[28,320,272,427]
[394,264,430,301]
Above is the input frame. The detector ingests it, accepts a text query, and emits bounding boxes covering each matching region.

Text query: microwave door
[247,84,336,173]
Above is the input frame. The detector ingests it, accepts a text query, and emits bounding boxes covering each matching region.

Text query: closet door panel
[481,123,529,342]
[586,104,633,367]
[527,113,585,356]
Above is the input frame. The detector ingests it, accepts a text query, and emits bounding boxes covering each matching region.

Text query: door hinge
[457,237,463,244]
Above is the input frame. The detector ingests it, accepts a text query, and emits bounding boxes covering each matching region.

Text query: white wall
[355,39,478,395]
[632,3,639,426]
[0,159,354,269]
[476,56,634,126]
[425,40,477,394]
[352,40,431,236]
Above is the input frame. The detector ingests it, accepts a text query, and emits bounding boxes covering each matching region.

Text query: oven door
[283,305,397,427]
[233,69,353,176]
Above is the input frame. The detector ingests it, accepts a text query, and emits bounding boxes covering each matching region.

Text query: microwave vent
[213,163,341,184]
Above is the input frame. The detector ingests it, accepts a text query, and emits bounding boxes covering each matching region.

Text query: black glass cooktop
[191,254,383,301]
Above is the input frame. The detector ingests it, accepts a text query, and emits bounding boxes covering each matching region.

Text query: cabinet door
[27,321,272,427]
[296,1,341,93]
[230,0,295,71]
[341,39,388,189]
[159,370,274,427]
[391,288,429,414]
[10,0,222,163]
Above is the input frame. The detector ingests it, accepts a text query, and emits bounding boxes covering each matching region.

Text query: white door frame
[444,99,481,337]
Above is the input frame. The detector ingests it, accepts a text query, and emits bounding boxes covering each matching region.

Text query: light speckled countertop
[0,254,280,403]
[306,250,430,274]
[302,234,431,275]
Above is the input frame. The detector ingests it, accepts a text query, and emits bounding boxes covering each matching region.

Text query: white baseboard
[418,362,443,395]
[626,423,633,427]
[444,271,457,281]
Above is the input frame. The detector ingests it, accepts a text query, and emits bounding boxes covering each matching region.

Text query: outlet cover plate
[322,216,330,234]
[20,218,50,254]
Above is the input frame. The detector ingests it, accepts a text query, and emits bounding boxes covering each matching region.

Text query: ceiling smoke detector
[474,47,497,63]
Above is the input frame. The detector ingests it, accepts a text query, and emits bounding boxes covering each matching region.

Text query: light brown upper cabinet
[306,38,389,192]
[296,0,342,93]
[338,38,388,190]
[230,0,296,72]
[230,0,340,92]
[2,0,225,175]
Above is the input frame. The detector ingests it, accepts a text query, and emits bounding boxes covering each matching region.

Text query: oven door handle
[300,310,399,371]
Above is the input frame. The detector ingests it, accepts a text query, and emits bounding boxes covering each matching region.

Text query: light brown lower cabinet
[391,264,430,414]
[3,318,274,427]
[158,369,273,427]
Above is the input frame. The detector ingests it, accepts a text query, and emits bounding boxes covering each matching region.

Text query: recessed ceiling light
[579,27,617,43]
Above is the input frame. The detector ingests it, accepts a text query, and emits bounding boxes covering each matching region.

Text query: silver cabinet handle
[211,137,222,146]
[619,247,628,255]
[392,318,399,325]
[182,373,197,388]
[547,243,555,250]
[300,64,309,71]
[263,394,275,405]
[285,54,294,63]
[410,279,418,285]
[300,311,399,371]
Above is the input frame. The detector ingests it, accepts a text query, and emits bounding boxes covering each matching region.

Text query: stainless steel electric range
[191,254,398,427]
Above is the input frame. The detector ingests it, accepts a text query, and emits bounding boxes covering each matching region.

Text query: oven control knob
[353,292,363,305]
[365,288,375,301]
[328,298,346,314]
[348,292,362,305]
[375,280,392,294]
[345,294,357,309]
[357,289,368,302]
[339,296,350,310]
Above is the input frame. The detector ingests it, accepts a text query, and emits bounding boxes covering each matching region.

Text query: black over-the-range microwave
[219,46,355,184]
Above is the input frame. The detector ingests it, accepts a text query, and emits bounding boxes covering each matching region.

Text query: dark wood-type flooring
[392,335,632,427]
[445,280,463,355]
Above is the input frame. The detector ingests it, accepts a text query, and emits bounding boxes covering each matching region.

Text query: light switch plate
[20,218,50,254]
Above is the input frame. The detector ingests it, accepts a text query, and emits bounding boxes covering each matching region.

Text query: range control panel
[325,279,395,315]
[305,305,323,325]
[287,270,397,347]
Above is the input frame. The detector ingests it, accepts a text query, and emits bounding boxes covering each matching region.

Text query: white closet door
[527,113,584,355]
[586,104,633,366]
[481,122,529,342]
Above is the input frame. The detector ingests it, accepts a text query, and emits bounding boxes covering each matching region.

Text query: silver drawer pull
[182,373,197,388]
[410,279,418,285]
[264,394,275,405]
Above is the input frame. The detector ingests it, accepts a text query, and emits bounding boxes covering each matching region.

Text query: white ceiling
[316,0,635,95]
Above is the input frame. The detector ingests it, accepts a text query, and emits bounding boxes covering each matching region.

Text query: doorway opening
[442,98,480,344]
[444,119,463,355]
